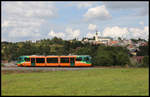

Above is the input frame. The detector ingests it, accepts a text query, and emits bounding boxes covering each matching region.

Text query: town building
[82,31,113,45]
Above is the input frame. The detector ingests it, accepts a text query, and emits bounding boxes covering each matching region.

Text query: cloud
[67,2,96,9]
[2,20,9,27]
[144,26,148,32]
[88,24,97,31]
[103,2,148,9]
[2,2,57,41]
[48,30,65,38]
[103,1,149,16]
[84,5,111,21]
[102,26,129,38]
[139,21,144,25]
[138,7,149,16]
[129,26,149,40]
[77,2,94,9]
[8,27,42,38]
[2,2,57,18]
[65,28,80,39]
[2,17,45,28]
[102,26,149,40]
[86,32,94,38]
[47,28,80,40]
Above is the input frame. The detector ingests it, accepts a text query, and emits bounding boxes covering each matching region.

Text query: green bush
[137,46,149,56]
[93,46,130,66]
[115,51,130,66]
[1,64,5,67]
[140,56,149,67]
[73,47,92,55]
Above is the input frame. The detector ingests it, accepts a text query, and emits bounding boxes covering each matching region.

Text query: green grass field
[2,68,149,96]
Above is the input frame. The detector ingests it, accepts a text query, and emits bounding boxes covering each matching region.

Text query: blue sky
[2,1,149,42]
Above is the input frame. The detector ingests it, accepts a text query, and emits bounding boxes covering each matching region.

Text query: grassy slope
[2,68,149,96]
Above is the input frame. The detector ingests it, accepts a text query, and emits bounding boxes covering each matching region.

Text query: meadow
[1,68,149,96]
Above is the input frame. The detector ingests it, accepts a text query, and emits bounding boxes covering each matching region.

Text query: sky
[1,1,149,42]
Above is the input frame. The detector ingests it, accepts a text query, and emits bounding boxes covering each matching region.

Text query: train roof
[19,55,91,57]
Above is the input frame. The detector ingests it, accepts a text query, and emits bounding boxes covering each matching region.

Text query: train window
[76,57,82,61]
[25,58,30,62]
[18,57,22,61]
[36,58,45,63]
[84,57,89,61]
[17,57,22,62]
[60,58,69,63]
[47,58,58,63]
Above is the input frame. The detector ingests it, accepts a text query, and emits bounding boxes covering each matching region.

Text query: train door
[70,57,75,66]
[31,58,36,66]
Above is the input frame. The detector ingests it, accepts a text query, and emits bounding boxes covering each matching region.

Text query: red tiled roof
[111,41,118,44]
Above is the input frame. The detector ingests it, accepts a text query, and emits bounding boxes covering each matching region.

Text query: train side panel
[24,62,31,66]
[75,61,92,66]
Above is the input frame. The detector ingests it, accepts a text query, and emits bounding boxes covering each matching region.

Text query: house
[82,31,113,45]
[109,40,119,46]
[95,32,113,45]
[132,56,144,63]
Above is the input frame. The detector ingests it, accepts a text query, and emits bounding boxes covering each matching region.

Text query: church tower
[95,30,99,41]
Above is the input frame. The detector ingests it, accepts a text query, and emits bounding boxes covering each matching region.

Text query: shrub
[137,46,149,56]
[93,46,130,66]
[115,51,130,66]
[140,56,149,67]
[1,64,5,67]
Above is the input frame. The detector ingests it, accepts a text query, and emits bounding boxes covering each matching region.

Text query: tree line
[1,37,149,67]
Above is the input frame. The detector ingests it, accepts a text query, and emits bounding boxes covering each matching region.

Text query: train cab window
[47,58,58,63]
[60,58,69,63]
[18,57,22,61]
[76,57,82,61]
[17,57,23,62]
[36,58,45,63]
[84,57,89,61]
[25,58,30,62]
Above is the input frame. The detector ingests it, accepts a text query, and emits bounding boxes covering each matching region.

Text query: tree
[92,46,130,66]
[141,56,149,67]
[138,38,146,42]
[51,37,64,44]
[137,46,149,56]
[73,47,92,55]
[131,39,138,43]
[115,51,130,66]
[64,41,71,54]
[118,37,122,41]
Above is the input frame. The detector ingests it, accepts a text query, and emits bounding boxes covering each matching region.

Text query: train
[16,55,92,67]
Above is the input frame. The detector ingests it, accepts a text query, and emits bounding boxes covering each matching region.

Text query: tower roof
[96,30,98,35]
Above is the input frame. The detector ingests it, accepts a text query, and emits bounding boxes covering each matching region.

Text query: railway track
[1,66,93,71]
[1,63,124,72]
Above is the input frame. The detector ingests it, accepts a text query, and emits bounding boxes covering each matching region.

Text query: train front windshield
[84,56,91,63]
[77,56,91,63]
[17,57,24,64]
